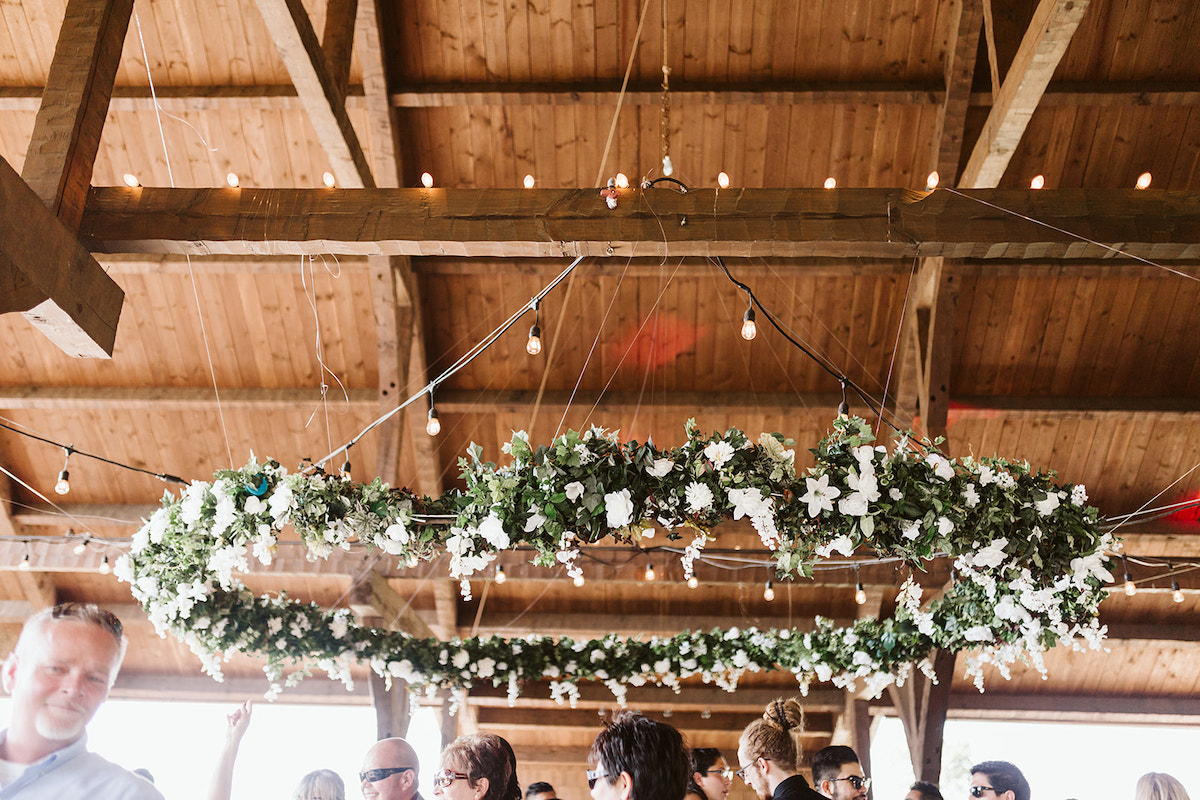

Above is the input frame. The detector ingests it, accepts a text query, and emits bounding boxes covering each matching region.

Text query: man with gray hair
[0,603,163,799]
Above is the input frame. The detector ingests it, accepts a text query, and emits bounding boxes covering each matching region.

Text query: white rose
[605,489,635,528]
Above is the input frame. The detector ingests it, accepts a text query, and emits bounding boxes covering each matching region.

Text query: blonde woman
[736,698,823,800]
[1136,773,1192,800]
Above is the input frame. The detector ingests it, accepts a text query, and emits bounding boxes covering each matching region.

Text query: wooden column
[894,257,959,441]
[887,649,956,784]
[368,671,411,740]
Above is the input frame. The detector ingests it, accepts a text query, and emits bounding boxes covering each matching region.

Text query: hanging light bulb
[837,379,850,420]
[122,173,140,188]
[226,172,240,188]
[18,553,31,571]
[99,555,111,575]
[1030,174,1045,190]
[55,447,72,495]
[855,565,867,605]
[322,171,337,188]
[717,171,730,189]
[925,171,939,190]
[615,173,630,189]
[523,173,535,189]
[72,532,89,556]
[340,458,352,482]
[687,575,699,589]
[573,573,586,587]
[1170,562,1183,603]
[421,172,435,188]
[823,177,837,189]
[763,579,775,602]
[1135,172,1152,189]
[661,155,674,177]
[741,307,757,341]
[426,406,441,436]
[1123,556,1136,596]
[495,564,507,584]
[644,559,656,581]
[526,300,542,355]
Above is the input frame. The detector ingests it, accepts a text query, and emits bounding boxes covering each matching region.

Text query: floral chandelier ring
[119,417,1113,703]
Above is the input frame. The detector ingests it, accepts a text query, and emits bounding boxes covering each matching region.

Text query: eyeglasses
[433,771,471,789]
[833,776,872,791]
[586,768,608,789]
[969,787,996,798]
[735,764,753,781]
[359,767,414,784]
[704,769,735,780]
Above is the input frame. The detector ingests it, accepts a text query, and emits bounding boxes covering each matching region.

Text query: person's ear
[693,772,704,786]
[474,777,489,800]
[618,772,633,800]
[2,654,18,694]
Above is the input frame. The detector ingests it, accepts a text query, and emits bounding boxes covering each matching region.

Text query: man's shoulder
[57,751,165,800]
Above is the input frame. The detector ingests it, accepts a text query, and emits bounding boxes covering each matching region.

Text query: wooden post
[887,649,957,784]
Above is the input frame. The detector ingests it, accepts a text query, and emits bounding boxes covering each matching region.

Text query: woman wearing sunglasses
[432,734,521,800]
[686,748,734,800]
[735,698,823,800]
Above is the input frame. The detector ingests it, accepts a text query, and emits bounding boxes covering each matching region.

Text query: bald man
[360,738,422,800]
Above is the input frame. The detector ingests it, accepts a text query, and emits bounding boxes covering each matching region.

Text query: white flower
[972,538,1009,569]
[799,474,841,517]
[243,495,266,515]
[180,482,208,526]
[926,454,954,481]
[476,657,496,679]
[605,489,635,528]
[964,483,980,507]
[524,506,547,533]
[479,513,510,549]
[963,625,993,642]
[1071,484,1088,506]
[268,483,294,523]
[937,516,954,535]
[889,487,902,501]
[646,458,674,477]
[1035,492,1060,517]
[979,465,996,485]
[816,534,854,558]
[565,481,585,502]
[684,482,714,513]
[838,493,869,517]
[384,522,409,544]
[846,471,880,503]
[704,440,736,469]
[452,650,470,669]
[728,487,769,520]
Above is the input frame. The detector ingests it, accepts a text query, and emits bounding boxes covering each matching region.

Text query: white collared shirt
[0,731,163,800]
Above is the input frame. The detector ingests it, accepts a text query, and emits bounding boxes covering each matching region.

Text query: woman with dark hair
[434,734,522,800]
[736,698,823,800]
[685,748,732,800]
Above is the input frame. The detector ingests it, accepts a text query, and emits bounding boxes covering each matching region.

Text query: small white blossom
[926,454,955,481]
[1071,484,1088,506]
[684,482,714,513]
[964,483,980,507]
[605,489,635,528]
[799,474,841,517]
[704,440,736,469]
[1035,492,1060,517]
[565,481,585,502]
[646,458,674,477]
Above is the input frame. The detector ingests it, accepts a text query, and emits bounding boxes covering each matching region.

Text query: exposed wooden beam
[79,187,1200,260]
[253,0,374,188]
[461,682,847,713]
[1,156,123,357]
[894,258,960,439]
[321,0,357,100]
[936,691,1200,724]
[355,0,402,187]
[349,570,436,638]
[110,673,371,704]
[0,385,377,410]
[888,648,955,784]
[960,0,1091,188]
[464,612,858,640]
[931,0,984,185]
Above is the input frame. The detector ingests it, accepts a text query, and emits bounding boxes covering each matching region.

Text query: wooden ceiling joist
[930,0,984,185]
[0,385,378,410]
[78,187,1200,260]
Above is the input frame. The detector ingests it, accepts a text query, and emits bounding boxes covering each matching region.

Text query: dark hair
[589,711,689,800]
[909,780,944,800]
[811,746,860,785]
[738,698,805,773]
[525,782,555,799]
[970,761,1030,800]
[686,748,724,798]
[442,734,519,800]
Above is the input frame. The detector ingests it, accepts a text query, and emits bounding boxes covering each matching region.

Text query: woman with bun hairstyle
[736,698,823,800]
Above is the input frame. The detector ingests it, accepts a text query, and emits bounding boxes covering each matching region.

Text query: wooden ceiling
[3,0,1200,792]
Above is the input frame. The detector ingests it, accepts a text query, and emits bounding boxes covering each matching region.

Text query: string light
[687,575,699,589]
[526,299,542,356]
[0,422,186,487]
[523,174,535,189]
[226,172,240,188]
[18,553,31,571]
[340,445,352,482]
[644,557,656,582]
[55,446,73,495]
[740,305,757,341]
[823,177,836,189]
[1030,174,1045,190]
[925,171,939,190]
[854,564,867,604]
[1135,172,1152,189]
[837,378,850,420]
[573,573,585,587]
[717,171,730,189]
[1170,561,1183,603]
[99,555,111,575]
[72,532,90,555]
[495,564,507,584]
[322,171,336,188]
[426,388,441,436]
[421,172,435,188]
[122,173,139,187]
[662,155,674,177]
[614,173,630,189]
[763,578,775,602]
[1123,556,1137,596]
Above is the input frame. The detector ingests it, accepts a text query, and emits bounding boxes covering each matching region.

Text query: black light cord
[0,420,186,485]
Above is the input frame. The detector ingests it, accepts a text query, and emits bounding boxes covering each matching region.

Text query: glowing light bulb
[687,575,699,589]
[426,407,441,436]
[1174,587,1185,604]
[495,565,507,584]
[615,173,630,189]
[661,155,674,176]
[340,459,352,481]
[823,177,837,189]
[55,470,70,495]
[855,582,868,605]
[421,172,434,188]
[99,555,111,575]
[1030,174,1045,190]
[573,573,586,587]
[526,324,542,355]
[741,307,757,341]
[717,171,730,189]
[1124,578,1137,597]
[1135,172,1152,189]
[925,171,939,190]
[523,174,535,189]
[226,172,240,188]
[763,580,775,602]
[18,554,31,571]
[123,173,139,188]
[644,562,656,581]
[322,171,337,188]
[73,538,88,556]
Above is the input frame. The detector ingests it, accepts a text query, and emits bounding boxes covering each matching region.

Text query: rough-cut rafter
[78,187,1200,259]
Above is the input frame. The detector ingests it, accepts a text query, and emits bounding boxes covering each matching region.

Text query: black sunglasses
[832,776,871,791]
[586,768,608,789]
[969,787,996,798]
[359,767,414,784]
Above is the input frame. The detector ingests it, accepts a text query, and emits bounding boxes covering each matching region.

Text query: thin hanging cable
[134,8,233,465]
[0,421,186,484]
[1103,460,1200,542]
[300,256,351,453]
[594,0,654,186]
[319,256,585,467]
[877,256,922,435]
[941,187,1200,283]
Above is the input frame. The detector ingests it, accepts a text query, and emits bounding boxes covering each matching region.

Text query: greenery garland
[118,417,1114,703]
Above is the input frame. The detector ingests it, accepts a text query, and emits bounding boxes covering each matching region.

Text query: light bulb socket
[340,459,352,481]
